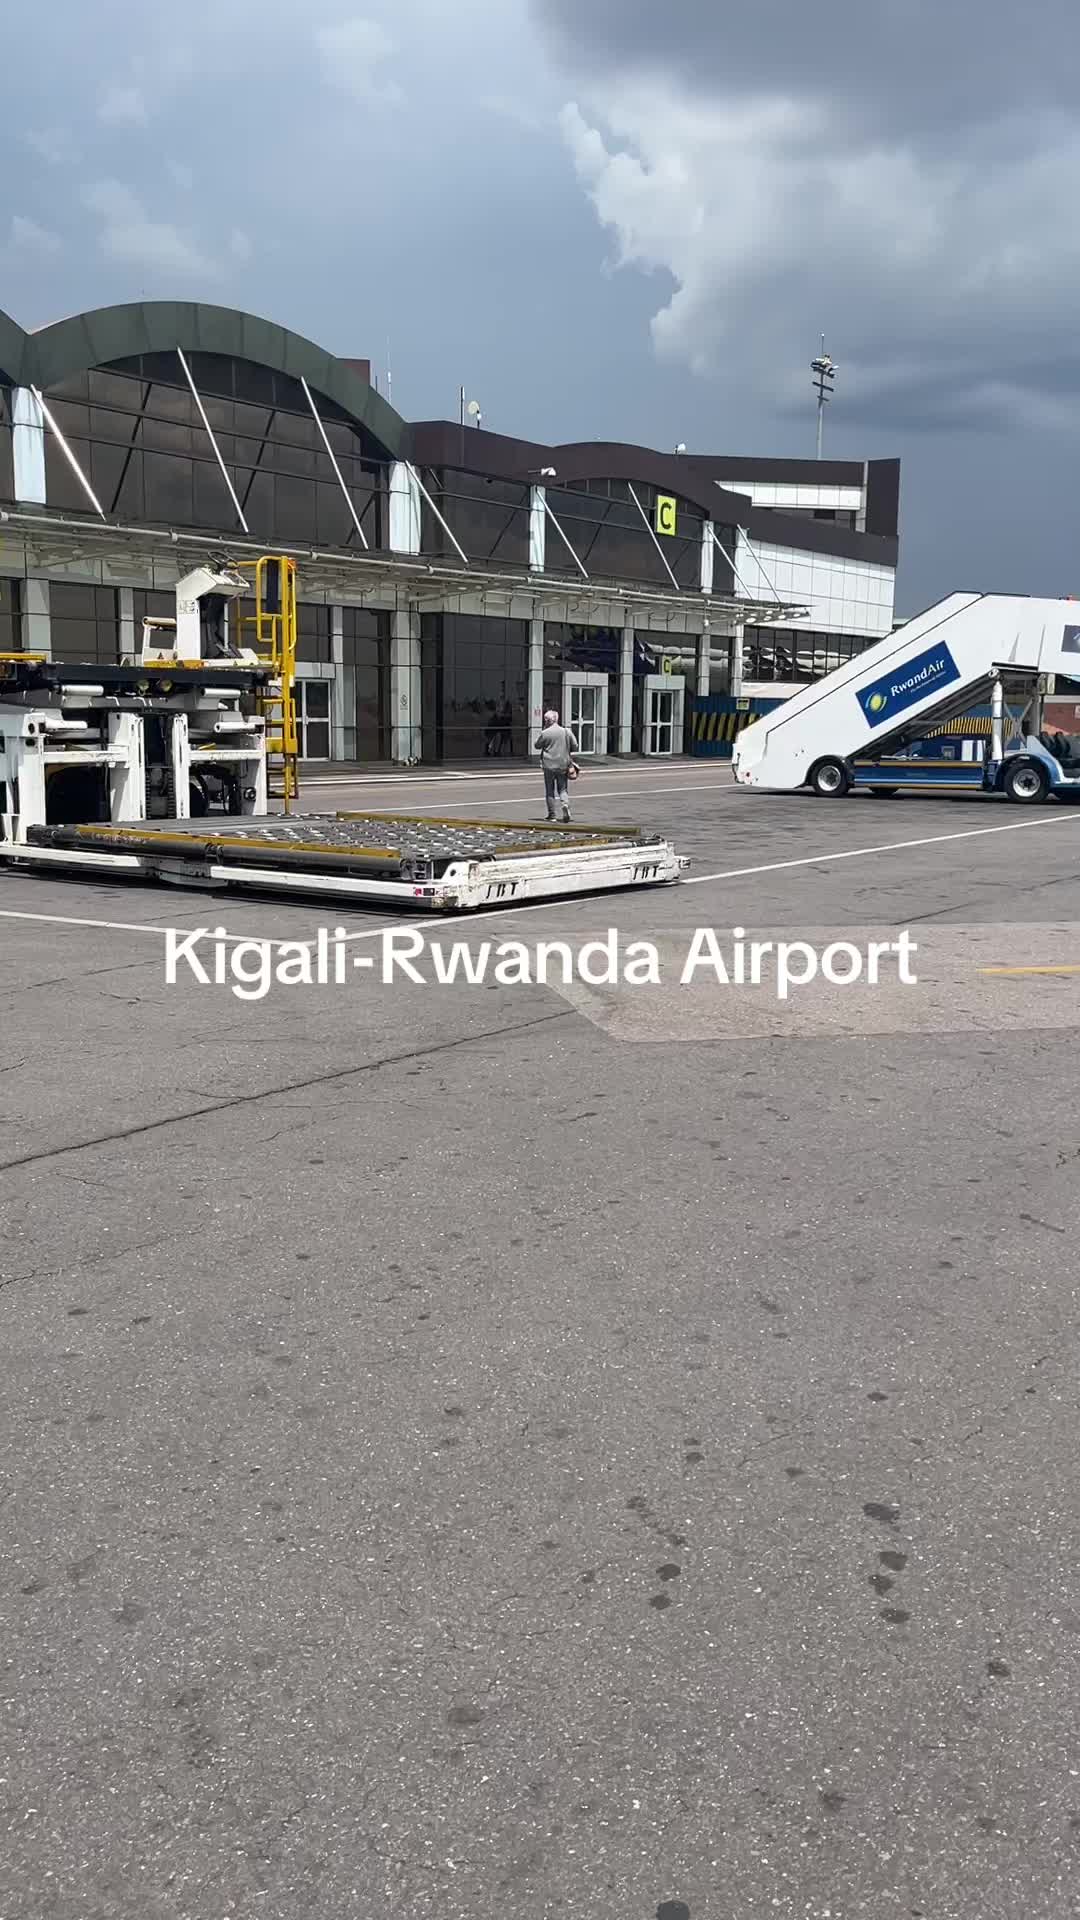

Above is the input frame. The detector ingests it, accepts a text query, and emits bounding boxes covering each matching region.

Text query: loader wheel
[809,759,850,798]
[1003,760,1049,805]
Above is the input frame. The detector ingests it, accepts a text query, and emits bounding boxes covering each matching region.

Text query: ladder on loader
[234,555,299,811]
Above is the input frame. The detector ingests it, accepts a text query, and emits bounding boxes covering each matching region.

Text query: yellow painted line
[976,960,1076,975]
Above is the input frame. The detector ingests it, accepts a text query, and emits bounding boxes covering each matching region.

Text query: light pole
[811,338,837,459]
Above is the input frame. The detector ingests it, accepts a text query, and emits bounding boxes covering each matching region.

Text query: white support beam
[406,463,470,569]
[710,522,759,605]
[736,525,785,610]
[542,497,589,581]
[301,376,368,550]
[31,388,105,519]
[176,348,249,535]
[628,483,680,593]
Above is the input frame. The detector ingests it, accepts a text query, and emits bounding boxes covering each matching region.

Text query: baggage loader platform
[7,812,689,909]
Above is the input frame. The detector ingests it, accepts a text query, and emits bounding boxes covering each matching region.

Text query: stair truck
[733,592,1080,803]
[0,556,687,908]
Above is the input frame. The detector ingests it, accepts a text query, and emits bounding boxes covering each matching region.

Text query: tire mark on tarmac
[0,1005,575,1178]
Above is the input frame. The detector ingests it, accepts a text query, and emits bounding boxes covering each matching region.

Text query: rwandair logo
[857,642,962,729]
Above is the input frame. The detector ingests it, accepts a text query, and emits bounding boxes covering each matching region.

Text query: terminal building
[0,300,900,764]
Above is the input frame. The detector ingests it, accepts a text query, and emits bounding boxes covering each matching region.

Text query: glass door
[568,683,598,754]
[563,673,609,756]
[298,679,332,759]
[647,687,676,755]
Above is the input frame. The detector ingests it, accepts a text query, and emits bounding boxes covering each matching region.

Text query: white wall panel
[736,534,895,637]
[727,480,864,512]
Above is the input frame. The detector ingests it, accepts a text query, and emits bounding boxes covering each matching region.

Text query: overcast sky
[3,0,1079,609]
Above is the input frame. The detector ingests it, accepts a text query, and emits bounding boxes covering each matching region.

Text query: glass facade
[342,607,390,762]
[420,613,528,761]
[50,583,119,663]
[543,480,704,591]
[743,626,875,684]
[0,578,20,651]
[422,469,531,569]
[40,355,386,549]
[296,602,331,666]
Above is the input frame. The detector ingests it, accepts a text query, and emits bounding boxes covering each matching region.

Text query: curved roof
[0,300,407,456]
[0,308,25,385]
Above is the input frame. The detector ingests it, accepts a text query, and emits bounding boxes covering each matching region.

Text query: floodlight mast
[811,337,837,459]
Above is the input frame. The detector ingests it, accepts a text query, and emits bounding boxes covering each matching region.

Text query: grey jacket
[534,724,579,772]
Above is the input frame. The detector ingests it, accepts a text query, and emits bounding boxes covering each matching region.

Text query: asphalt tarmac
[2,760,1079,1919]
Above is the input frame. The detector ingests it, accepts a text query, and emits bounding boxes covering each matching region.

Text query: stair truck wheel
[809,758,851,798]
[1003,759,1049,805]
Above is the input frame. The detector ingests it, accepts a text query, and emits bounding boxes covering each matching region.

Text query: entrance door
[563,672,609,757]
[297,679,332,759]
[642,674,685,755]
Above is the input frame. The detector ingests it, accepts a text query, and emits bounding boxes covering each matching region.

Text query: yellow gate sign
[655,495,677,537]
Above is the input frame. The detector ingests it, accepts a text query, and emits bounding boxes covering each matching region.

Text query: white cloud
[9,215,62,256]
[315,17,402,104]
[98,83,149,127]
[24,127,75,168]
[229,228,253,264]
[560,82,1080,431]
[81,180,215,278]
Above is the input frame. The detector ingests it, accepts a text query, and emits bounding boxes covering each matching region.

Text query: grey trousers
[543,768,570,818]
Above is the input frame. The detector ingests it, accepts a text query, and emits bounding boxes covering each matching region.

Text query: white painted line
[0,894,630,955]
[4,804,1068,957]
[681,810,1078,886]
[0,907,307,949]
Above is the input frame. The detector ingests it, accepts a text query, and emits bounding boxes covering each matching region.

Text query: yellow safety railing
[234,555,299,812]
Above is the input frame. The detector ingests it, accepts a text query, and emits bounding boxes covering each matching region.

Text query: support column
[331,605,352,761]
[617,620,634,755]
[23,578,50,658]
[527,616,545,756]
[729,620,745,699]
[695,626,711,698]
[391,605,421,763]
[118,586,135,662]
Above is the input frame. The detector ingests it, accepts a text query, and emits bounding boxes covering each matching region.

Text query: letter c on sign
[656,495,677,537]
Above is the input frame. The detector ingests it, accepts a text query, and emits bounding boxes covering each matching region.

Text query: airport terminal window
[743,626,874,684]
[421,469,530,569]
[0,577,20,650]
[420,613,528,760]
[543,482,703,590]
[49,583,120,664]
[342,606,390,761]
[42,358,387,551]
[296,602,331,665]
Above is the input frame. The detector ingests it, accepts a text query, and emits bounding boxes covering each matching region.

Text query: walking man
[534,708,579,822]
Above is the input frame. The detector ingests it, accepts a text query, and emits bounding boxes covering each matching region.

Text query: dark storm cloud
[537,0,1080,132]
